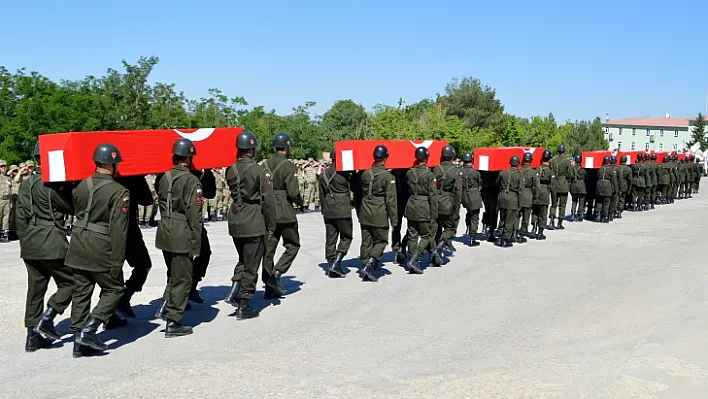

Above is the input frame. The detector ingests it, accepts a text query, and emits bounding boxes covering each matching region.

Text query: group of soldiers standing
[0,160,37,242]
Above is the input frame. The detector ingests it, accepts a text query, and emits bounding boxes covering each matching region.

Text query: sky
[2,0,707,122]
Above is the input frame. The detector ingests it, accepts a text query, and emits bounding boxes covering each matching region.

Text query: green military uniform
[617,162,632,215]
[549,154,571,228]
[518,163,537,234]
[460,164,482,245]
[0,160,11,240]
[570,163,587,220]
[608,162,619,217]
[595,163,618,221]
[496,166,523,245]
[432,160,463,250]
[154,165,203,323]
[631,159,646,209]
[297,162,307,211]
[208,169,225,221]
[262,153,303,296]
[66,173,129,329]
[648,157,658,207]
[191,169,216,301]
[405,164,438,272]
[657,160,670,203]
[358,163,397,280]
[317,163,354,269]
[304,160,318,211]
[533,163,553,238]
[694,160,702,193]
[684,159,694,197]
[679,159,688,198]
[220,167,231,217]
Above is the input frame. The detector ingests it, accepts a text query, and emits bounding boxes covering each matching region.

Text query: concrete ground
[1,195,708,399]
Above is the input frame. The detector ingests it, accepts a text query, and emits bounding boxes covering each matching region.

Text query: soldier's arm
[385,174,398,227]
[317,172,326,207]
[186,181,204,257]
[284,164,304,206]
[429,174,439,221]
[109,189,130,267]
[453,170,463,212]
[261,170,277,232]
[15,181,31,240]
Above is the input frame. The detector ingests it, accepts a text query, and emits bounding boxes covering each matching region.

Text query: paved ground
[1,194,708,399]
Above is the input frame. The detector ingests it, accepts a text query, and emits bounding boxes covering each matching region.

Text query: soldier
[496,156,523,247]
[432,145,463,253]
[631,153,646,210]
[305,158,319,212]
[142,174,157,228]
[390,168,410,263]
[15,142,74,352]
[459,153,482,247]
[678,156,688,199]
[297,161,308,213]
[480,172,500,242]
[262,132,304,299]
[223,131,275,319]
[0,159,10,242]
[405,147,439,274]
[667,154,677,203]
[190,168,216,303]
[358,145,397,281]
[549,144,571,229]
[317,148,353,278]
[569,154,587,221]
[594,156,616,222]
[685,154,695,197]
[208,168,224,221]
[616,155,632,217]
[220,167,231,219]
[694,157,703,193]
[66,143,129,357]
[8,165,20,238]
[607,156,619,221]
[532,150,553,240]
[153,138,202,338]
[648,153,659,208]
[518,152,537,237]
[657,155,671,203]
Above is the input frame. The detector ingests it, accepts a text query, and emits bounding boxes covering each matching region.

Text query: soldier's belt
[409,194,428,200]
[162,213,188,221]
[33,219,56,227]
[74,222,110,235]
[273,189,288,195]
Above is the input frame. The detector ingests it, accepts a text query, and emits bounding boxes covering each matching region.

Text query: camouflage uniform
[297,161,308,211]
[304,159,318,211]
[138,175,157,226]
[208,169,225,221]
[0,160,11,241]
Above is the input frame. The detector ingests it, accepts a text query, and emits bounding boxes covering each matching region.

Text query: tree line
[0,56,609,164]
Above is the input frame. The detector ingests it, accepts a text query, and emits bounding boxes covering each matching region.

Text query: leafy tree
[687,112,707,149]
[439,77,504,130]
[321,99,366,141]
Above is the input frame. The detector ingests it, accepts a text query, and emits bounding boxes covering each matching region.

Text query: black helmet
[172,138,197,157]
[273,132,292,150]
[663,155,670,162]
[636,153,644,161]
[650,153,657,160]
[542,149,552,161]
[522,152,533,164]
[557,144,566,153]
[236,131,258,150]
[93,143,122,164]
[329,148,336,162]
[415,147,429,161]
[373,145,389,161]
[573,154,581,163]
[620,155,628,163]
[510,155,520,167]
[33,141,40,158]
[602,156,611,165]
[610,155,617,164]
[441,145,456,160]
[461,152,473,163]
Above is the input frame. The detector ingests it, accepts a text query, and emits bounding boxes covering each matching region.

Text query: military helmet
[510,155,520,167]
[461,152,473,163]
[636,153,644,161]
[172,138,197,156]
[93,143,122,164]
[620,155,628,163]
[602,156,611,165]
[33,141,40,158]
[373,145,389,161]
[542,149,552,161]
[236,131,258,150]
[663,155,670,162]
[441,145,456,160]
[610,155,617,164]
[557,144,566,153]
[329,148,336,162]
[522,152,533,163]
[415,147,429,161]
[650,153,657,160]
[273,132,292,149]
[573,154,581,163]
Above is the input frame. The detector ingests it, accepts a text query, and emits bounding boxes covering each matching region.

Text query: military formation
[11,135,704,357]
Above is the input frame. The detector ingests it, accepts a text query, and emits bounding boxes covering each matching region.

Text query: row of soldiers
[0,160,38,242]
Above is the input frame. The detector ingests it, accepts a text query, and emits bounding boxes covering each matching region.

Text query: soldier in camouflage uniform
[220,167,231,219]
[304,159,319,212]
[297,161,308,212]
[208,168,225,221]
[0,160,10,242]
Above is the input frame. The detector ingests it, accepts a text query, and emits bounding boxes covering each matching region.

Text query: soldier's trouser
[231,236,264,302]
[150,201,158,221]
[208,197,221,217]
[657,185,667,202]
[70,267,124,329]
[124,226,152,292]
[650,185,657,204]
[391,203,407,252]
[407,220,435,256]
[571,194,586,216]
[0,199,10,231]
[633,187,645,206]
[221,196,230,215]
[498,208,517,240]
[532,204,549,228]
[465,209,480,236]
[679,181,687,196]
[9,194,17,233]
[24,259,74,328]
[161,252,192,323]
[324,217,353,258]
[481,190,498,231]
[310,183,319,206]
[519,207,532,231]
[359,224,389,263]
[138,206,146,223]
[644,187,651,205]
[202,202,209,219]
[551,191,568,219]
[610,193,619,214]
[262,221,300,284]
[192,227,211,283]
[436,213,458,245]
[595,195,611,216]
[617,191,627,212]
[299,182,308,207]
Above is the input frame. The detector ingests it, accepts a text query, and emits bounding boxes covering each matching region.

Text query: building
[602,115,707,152]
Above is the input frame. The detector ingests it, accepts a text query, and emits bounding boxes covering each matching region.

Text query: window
[617,141,622,149]
[605,127,609,133]
[660,129,664,137]
[619,128,623,135]
[659,143,663,150]
[645,142,650,150]
[674,130,679,137]
[632,128,636,135]
[646,128,650,136]
[631,142,636,150]
[673,143,678,150]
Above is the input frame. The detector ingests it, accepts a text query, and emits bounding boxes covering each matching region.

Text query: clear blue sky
[3,0,707,122]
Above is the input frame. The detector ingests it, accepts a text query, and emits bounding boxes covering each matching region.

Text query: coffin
[333,140,450,171]
[38,128,244,182]
[474,147,547,171]
[581,150,613,169]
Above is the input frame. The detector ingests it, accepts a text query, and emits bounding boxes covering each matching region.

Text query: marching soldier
[432,145,463,253]
[190,168,216,304]
[153,138,202,338]
[317,148,353,278]
[66,143,129,356]
[631,153,646,210]
[595,156,617,222]
[532,150,553,240]
[390,168,410,263]
[496,155,523,247]
[358,145,397,281]
[223,131,275,319]
[0,159,10,242]
[678,156,688,199]
[16,142,75,352]
[608,156,619,221]
[405,147,439,274]
[617,155,632,217]
[518,152,537,237]
[685,154,695,197]
[667,154,677,203]
[549,144,571,229]
[569,154,587,221]
[657,155,671,203]
[262,132,304,299]
[297,161,308,213]
[459,153,482,246]
[694,157,703,193]
[648,153,658,208]
[208,168,224,221]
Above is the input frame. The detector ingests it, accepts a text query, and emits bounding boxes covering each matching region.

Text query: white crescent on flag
[174,128,216,142]
[410,140,434,149]
[522,147,537,154]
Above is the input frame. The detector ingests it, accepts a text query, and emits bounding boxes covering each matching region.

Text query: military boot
[569,212,576,222]
[431,247,444,267]
[501,238,514,248]
[72,335,103,358]
[514,230,527,244]
[329,252,346,278]
[394,247,408,264]
[577,212,584,222]
[224,281,241,308]
[0,232,8,243]
[608,213,614,222]
[445,241,457,253]
[407,253,423,274]
[546,216,556,230]
[76,316,107,352]
[189,282,205,304]
[615,211,622,219]
[34,307,61,341]
[536,227,546,240]
[235,300,259,320]
[104,313,127,330]
[556,218,565,230]
[165,321,193,338]
[594,214,602,222]
[470,237,480,247]
[117,287,137,318]
[264,271,287,299]
[25,328,51,352]
[314,204,321,212]
[155,300,168,320]
[361,257,378,282]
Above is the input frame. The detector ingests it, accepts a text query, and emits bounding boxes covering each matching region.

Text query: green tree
[687,112,707,149]
[321,99,367,141]
[440,77,505,130]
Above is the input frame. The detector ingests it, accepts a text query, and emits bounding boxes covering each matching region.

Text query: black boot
[72,336,103,358]
[501,239,514,248]
[609,213,614,222]
[235,299,259,320]
[569,212,576,222]
[117,287,136,319]
[104,313,127,330]
[0,232,8,243]
[76,316,107,352]
[556,218,565,230]
[34,307,61,341]
[470,237,480,247]
[165,321,193,338]
[651,203,655,209]
[536,227,546,240]
[445,241,457,252]
[25,327,51,352]
[329,252,345,278]
[577,212,584,222]
[546,217,556,230]
[155,300,168,320]
[616,211,622,219]
[314,205,320,212]
[189,282,204,304]
[361,257,378,282]
[431,245,444,267]
[407,253,423,274]
[594,214,602,222]
[265,271,287,299]
[224,281,241,308]
[394,248,407,264]
[514,230,527,244]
